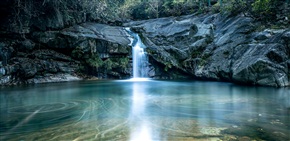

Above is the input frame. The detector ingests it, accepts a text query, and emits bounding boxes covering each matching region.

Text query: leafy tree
[251,0,280,21]
[4,0,289,32]
[147,0,162,18]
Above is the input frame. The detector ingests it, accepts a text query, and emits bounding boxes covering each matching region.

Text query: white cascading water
[125,28,148,80]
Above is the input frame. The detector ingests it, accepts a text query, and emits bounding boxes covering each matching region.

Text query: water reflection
[130,82,152,141]
[0,81,289,140]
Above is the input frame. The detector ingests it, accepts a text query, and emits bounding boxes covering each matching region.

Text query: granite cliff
[0,12,289,86]
[125,14,290,87]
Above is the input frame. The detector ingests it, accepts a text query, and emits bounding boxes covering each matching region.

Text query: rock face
[0,12,289,87]
[125,14,290,87]
[0,23,132,85]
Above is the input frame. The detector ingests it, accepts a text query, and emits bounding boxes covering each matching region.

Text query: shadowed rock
[125,14,289,87]
[0,23,132,85]
[0,13,289,86]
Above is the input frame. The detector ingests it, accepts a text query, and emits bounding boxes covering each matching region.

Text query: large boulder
[0,49,80,85]
[30,23,130,51]
[0,12,289,87]
[124,15,215,79]
[232,43,288,87]
[125,14,290,87]
[0,23,132,85]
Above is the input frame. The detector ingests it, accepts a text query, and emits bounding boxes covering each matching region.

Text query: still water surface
[0,80,289,141]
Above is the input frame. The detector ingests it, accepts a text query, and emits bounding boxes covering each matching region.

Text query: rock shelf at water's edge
[0,14,289,87]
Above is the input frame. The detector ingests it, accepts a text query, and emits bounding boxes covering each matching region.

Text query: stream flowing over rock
[0,13,289,86]
[124,14,290,87]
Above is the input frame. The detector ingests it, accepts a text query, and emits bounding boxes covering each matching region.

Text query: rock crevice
[0,13,289,86]
[125,14,289,87]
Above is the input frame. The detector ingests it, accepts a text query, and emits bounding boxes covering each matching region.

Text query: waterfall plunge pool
[0,80,289,141]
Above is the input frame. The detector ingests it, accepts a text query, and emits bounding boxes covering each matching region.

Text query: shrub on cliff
[0,0,125,32]
[1,0,288,33]
[215,0,289,26]
[250,0,288,22]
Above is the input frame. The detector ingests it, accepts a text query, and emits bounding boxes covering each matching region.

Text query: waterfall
[125,28,149,79]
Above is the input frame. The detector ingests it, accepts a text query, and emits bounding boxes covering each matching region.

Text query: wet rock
[254,30,272,41]
[0,67,5,76]
[0,75,12,85]
[0,49,80,85]
[30,23,131,52]
[59,23,131,49]
[27,74,81,84]
[0,42,14,66]
[1,23,133,85]
[232,44,288,87]
[17,40,36,52]
[238,136,252,141]
[1,12,289,86]
[125,14,290,86]
[200,127,226,136]
[125,15,215,78]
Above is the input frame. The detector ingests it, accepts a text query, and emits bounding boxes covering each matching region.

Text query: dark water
[0,80,289,141]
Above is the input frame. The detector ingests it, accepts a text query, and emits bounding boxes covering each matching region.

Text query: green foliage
[6,0,127,31]
[118,0,137,18]
[252,0,271,13]
[212,2,222,13]
[251,0,272,20]
[72,45,129,73]
[118,57,129,69]
[191,50,200,58]
[250,0,283,22]
[211,0,289,24]
[223,0,248,15]
[110,57,129,70]
[77,64,85,73]
[71,47,84,59]
[86,54,103,68]
[86,55,128,71]
[103,59,113,71]
[164,62,172,72]
[7,0,289,32]
[123,0,199,19]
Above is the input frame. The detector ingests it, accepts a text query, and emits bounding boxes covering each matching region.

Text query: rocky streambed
[0,13,289,86]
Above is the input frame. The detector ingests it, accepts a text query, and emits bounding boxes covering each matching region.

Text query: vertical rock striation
[0,23,132,85]
[0,11,289,87]
[125,14,290,87]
